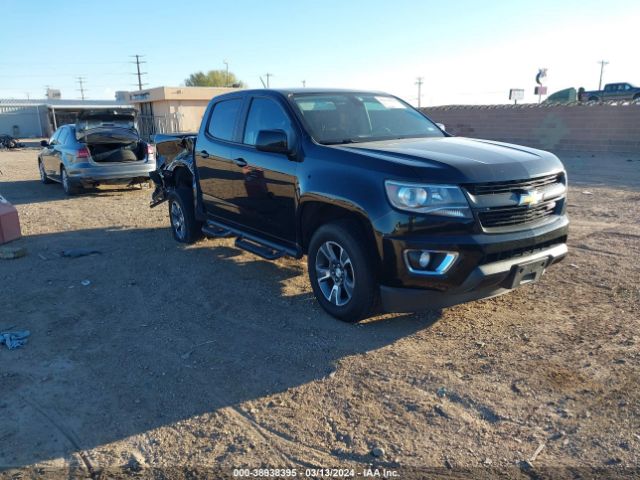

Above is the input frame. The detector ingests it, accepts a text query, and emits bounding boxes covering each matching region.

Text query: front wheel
[39,160,52,184]
[307,220,380,322]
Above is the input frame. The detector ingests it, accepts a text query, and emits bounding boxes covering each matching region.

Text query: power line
[76,76,87,100]
[597,60,609,90]
[130,54,148,91]
[415,77,424,108]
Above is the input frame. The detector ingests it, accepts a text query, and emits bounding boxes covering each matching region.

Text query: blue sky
[1,0,638,105]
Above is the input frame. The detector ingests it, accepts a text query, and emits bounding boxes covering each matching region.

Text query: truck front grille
[478,200,559,228]
[464,173,562,195]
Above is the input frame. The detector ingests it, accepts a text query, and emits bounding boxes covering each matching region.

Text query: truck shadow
[0,225,441,470]
[0,179,151,205]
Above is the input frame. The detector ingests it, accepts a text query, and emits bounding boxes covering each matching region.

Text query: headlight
[385,181,471,218]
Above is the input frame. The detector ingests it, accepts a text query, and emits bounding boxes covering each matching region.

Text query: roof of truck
[233,88,390,96]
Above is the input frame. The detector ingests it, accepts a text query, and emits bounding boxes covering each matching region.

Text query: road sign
[509,89,525,101]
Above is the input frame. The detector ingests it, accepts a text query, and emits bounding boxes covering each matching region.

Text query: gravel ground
[1,148,639,479]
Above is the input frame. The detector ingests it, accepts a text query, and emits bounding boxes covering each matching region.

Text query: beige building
[125,86,241,138]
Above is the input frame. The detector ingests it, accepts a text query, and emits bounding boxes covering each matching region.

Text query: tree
[184,70,246,88]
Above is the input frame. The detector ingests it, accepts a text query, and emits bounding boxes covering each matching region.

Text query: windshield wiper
[322,138,364,145]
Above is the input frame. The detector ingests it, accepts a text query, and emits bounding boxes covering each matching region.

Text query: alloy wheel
[315,241,355,306]
[170,201,186,240]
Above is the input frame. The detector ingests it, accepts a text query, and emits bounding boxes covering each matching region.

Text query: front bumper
[66,161,155,184]
[380,242,567,312]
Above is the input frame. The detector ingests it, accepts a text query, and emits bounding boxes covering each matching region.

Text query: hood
[76,108,138,141]
[333,137,565,183]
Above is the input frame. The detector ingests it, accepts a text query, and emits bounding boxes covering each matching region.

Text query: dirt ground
[1,147,639,479]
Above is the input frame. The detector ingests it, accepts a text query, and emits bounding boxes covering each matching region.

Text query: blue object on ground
[0,330,30,349]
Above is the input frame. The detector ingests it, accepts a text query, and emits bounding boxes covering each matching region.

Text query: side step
[201,219,301,259]
[235,237,285,260]
[202,224,233,238]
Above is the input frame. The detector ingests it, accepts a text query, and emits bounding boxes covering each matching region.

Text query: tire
[38,160,52,184]
[61,166,80,195]
[167,187,202,244]
[307,220,380,322]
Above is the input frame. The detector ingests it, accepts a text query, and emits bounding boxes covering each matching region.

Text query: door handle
[234,157,247,167]
[200,150,210,159]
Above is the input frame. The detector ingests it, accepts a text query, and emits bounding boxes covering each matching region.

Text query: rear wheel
[307,220,380,322]
[168,187,202,244]
[38,160,52,184]
[61,166,80,195]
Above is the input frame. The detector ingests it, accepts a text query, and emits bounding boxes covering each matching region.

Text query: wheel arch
[298,198,382,264]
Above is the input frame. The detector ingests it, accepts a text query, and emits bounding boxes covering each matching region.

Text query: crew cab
[150,89,568,322]
[579,82,640,102]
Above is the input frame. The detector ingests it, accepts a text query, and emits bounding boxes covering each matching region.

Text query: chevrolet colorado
[150,89,568,322]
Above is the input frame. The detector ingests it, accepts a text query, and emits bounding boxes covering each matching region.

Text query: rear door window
[243,97,293,145]
[207,98,243,142]
[49,129,61,145]
[57,128,69,145]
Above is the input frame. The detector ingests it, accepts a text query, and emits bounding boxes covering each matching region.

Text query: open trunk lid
[76,108,139,143]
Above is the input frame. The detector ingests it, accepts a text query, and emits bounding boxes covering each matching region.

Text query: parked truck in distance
[579,82,640,102]
[150,89,569,322]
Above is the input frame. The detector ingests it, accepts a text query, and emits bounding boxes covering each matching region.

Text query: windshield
[291,93,444,145]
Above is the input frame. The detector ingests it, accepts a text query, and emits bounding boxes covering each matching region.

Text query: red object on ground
[0,196,21,244]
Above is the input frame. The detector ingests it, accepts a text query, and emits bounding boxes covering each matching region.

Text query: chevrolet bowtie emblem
[518,190,544,206]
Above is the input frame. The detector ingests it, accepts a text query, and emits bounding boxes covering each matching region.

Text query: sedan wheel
[39,161,51,184]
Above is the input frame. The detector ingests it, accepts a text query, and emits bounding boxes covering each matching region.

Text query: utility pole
[130,54,148,91]
[223,59,229,87]
[415,77,424,108]
[597,60,609,90]
[302,80,306,88]
[265,73,273,88]
[76,76,87,100]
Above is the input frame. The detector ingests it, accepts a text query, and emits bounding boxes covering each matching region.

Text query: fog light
[404,249,458,275]
[418,251,431,268]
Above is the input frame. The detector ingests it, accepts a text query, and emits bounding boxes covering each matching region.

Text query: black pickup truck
[150,89,568,322]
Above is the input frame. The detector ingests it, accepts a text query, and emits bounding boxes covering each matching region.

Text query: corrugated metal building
[0,99,132,138]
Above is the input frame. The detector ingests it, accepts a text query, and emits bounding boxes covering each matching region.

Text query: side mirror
[436,123,446,132]
[255,130,290,155]
[40,140,49,147]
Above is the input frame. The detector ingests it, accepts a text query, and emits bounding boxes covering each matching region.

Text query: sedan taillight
[76,147,90,159]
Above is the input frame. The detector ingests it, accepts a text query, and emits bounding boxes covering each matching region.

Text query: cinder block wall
[422,103,640,153]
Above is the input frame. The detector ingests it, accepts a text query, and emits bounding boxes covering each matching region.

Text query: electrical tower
[415,77,424,108]
[130,54,148,91]
[76,77,87,100]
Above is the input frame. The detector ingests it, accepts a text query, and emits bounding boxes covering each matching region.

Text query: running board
[202,219,301,259]
[202,224,233,238]
[235,237,285,260]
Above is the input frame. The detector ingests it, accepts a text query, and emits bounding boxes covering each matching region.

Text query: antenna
[130,54,148,90]
[76,76,87,100]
